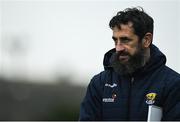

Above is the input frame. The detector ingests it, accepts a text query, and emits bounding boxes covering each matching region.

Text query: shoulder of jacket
[90,70,113,86]
[161,66,180,89]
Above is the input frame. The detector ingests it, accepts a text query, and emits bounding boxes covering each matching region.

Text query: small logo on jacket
[105,83,117,88]
[103,98,114,102]
[103,93,117,103]
[146,92,157,105]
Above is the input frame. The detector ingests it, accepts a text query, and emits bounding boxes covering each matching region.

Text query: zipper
[127,77,134,120]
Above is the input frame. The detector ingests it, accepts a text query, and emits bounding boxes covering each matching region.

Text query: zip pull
[131,77,134,84]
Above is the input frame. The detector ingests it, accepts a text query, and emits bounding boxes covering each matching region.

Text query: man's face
[111,23,146,75]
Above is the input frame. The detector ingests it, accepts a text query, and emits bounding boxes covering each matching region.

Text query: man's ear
[142,33,153,48]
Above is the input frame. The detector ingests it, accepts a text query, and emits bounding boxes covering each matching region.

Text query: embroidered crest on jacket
[146,92,157,105]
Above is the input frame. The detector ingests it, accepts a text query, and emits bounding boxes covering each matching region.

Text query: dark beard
[110,45,146,75]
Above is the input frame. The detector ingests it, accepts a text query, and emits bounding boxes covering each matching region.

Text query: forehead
[112,22,135,37]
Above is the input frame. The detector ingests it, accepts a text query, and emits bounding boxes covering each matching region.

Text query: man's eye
[121,39,130,43]
[112,37,118,44]
[114,40,118,45]
[112,37,117,41]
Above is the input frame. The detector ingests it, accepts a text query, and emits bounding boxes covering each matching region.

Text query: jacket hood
[103,44,167,75]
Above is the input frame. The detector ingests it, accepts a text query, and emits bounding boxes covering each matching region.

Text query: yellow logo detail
[146,93,157,105]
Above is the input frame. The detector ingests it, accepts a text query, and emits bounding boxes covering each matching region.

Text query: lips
[119,55,129,62]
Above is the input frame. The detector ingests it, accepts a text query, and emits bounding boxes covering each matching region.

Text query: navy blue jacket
[79,45,180,121]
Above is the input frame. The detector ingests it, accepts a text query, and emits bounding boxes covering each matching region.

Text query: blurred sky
[0,0,180,85]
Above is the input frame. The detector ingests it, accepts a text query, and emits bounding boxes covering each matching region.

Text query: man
[79,7,180,121]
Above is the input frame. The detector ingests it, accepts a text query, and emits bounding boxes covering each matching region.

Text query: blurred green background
[0,77,86,120]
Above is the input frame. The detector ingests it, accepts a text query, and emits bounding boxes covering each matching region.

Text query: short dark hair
[109,7,154,41]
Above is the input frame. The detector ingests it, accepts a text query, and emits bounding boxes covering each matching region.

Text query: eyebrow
[112,36,132,41]
[120,37,132,41]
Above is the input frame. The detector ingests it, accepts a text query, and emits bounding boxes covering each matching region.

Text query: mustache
[110,51,130,64]
[115,51,130,56]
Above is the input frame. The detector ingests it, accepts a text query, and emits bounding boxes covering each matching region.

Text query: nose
[115,40,125,52]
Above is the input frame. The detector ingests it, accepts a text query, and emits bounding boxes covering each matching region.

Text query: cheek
[128,49,137,56]
[126,44,139,56]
